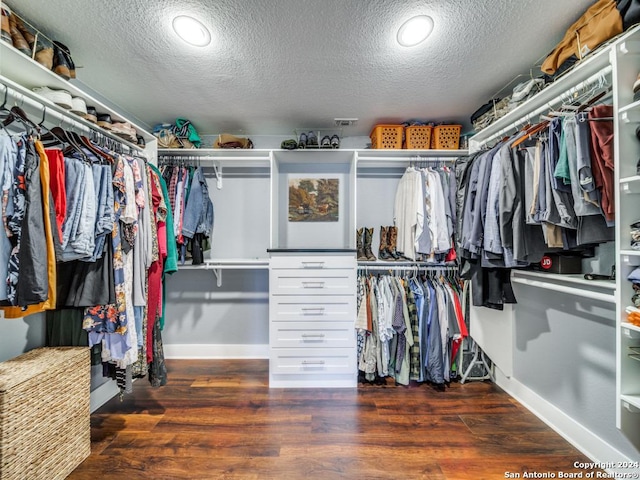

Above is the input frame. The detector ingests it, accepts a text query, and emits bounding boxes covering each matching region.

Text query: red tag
[540,256,552,270]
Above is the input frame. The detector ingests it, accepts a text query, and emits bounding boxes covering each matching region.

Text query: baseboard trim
[494,369,632,466]
[164,344,269,359]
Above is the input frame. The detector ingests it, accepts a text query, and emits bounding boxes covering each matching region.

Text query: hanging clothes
[356,269,466,387]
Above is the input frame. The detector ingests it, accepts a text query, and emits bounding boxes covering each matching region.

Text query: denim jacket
[181,167,213,239]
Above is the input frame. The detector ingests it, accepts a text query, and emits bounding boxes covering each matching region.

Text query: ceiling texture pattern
[7,0,596,137]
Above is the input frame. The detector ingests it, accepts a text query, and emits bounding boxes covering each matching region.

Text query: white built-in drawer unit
[268,251,357,388]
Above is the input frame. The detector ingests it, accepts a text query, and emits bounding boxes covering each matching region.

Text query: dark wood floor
[69,359,596,480]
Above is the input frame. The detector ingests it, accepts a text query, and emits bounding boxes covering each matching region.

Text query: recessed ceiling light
[397,15,434,47]
[172,15,211,47]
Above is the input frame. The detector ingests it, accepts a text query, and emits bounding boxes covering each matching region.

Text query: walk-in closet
[1,1,639,478]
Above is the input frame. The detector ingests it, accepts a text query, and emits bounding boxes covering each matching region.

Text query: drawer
[270,348,356,375]
[270,321,356,348]
[270,269,355,295]
[270,255,356,270]
[270,295,356,322]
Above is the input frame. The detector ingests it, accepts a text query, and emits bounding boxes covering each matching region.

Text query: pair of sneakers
[321,134,340,149]
[298,131,318,148]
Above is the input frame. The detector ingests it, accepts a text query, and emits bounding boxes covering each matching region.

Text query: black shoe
[330,134,340,148]
[53,41,75,79]
[321,135,331,148]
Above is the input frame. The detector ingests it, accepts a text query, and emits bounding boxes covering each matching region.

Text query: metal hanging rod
[357,263,458,272]
[0,77,143,153]
[474,65,613,148]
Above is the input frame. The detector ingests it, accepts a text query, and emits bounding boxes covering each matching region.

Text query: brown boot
[34,46,53,70]
[13,14,35,50]
[387,226,402,261]
[363,227,376,261]
[1,7,11,45]
[379,226,392,261]
[8,12,31,56]
[356,228,367,261]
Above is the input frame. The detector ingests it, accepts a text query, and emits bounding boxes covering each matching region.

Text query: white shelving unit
[612,27,640,450]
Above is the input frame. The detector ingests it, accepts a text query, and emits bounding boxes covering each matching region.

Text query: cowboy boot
[363,227,377,261]
[387,225,402,261]
[8,12,31,56]
[13,14,35,50]
[378,226,392,261]
[356,228,367,261]
[1,7,11,45]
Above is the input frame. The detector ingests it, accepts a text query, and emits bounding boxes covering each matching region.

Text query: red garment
[588,105,615,223]
[44,149,66,242]
[449,284,468,365]
[146,173,164,363]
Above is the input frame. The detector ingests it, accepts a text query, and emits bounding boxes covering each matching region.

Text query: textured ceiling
[6,0,596,137]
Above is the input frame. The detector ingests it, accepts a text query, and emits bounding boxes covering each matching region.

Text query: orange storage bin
[370,125,404,149]
[431,125,462,150]
[404,125,432,149]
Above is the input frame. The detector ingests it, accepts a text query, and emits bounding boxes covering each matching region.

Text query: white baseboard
[164,343,269,359]
[494,369,632,466]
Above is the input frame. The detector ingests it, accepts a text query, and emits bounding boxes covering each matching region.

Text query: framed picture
[288,178,339,222]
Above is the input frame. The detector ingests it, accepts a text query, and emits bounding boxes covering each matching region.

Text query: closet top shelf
[0,42,155,143]
[468,25,640,147]
[511,270,616,291]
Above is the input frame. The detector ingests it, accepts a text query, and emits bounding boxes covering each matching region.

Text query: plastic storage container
[404,125,433,149]
[370,125,404,149]
[431,125,462,150]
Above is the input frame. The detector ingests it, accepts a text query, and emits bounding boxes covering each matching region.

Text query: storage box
[0,347,90,480]
[533,254,583,274]
[404,125,432,149]
[370,125,404,149]
[431,125,462,149]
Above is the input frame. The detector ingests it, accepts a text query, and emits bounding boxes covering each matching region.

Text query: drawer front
[270,321,356,348]
[270,255,356,270]
[270,348,356,375]
[270,295,356,322]
[270,269,356,295]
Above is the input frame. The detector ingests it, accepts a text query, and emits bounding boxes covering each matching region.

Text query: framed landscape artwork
[288,178,339,222]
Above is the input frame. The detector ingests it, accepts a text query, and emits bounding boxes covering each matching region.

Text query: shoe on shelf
[32,86,73,109]
[307,131,318,147]
[136,135,146,148]
[70,96,87,116]
[112,121,137,142]
[52,41,75,79]
[330,134,340,149]
[298,132,307,149]
[321,135,331,148]
[97,113,114,130]
[8,11,31,56]
[82,106,98,124]
[1,6,12,45]
[13,14,35,50]
[34,46,53,70]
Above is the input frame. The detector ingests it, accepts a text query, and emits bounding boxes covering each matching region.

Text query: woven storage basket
[0,347,90,480]
[370,125,403,149]
[431,125,462,150]
[404,126,433,149]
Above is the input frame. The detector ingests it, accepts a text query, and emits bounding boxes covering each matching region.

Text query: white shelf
[0,42,154,142]
[511,270,616,290]
[621,394,640,412]
[179,258,269,270]
[157,148,271,165]
[619,99,640,115]
[622,322,640,335]
[620,176,640,194]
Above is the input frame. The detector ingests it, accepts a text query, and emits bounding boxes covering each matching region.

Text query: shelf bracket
[619,40,640,55]
[203,264,223,287]
[213,163,222,190]
[622,401,640,413]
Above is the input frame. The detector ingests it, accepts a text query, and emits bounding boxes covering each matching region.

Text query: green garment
[175,118,202,148]
[149,163,178,329]
[553,118,572,186]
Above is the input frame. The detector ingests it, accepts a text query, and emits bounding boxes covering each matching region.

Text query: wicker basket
[370,125,404,149]
[404,126,432,149]
[431,125,462,150]
[0,347,90,480]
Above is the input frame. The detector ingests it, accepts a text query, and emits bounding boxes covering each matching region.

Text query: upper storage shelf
[0,41,155,144]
